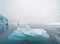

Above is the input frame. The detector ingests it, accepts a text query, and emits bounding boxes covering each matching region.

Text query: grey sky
[0,0,60,24]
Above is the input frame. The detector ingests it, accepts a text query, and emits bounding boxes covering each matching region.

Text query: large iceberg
[0,15,8,35]
[8,25,49,41]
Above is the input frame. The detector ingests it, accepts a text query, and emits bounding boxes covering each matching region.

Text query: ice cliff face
[0,15,8,35]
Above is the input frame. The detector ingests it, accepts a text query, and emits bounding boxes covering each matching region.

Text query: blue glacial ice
[8,25,49,41]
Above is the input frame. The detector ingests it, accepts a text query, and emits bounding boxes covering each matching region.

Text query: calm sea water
[0,25,60,44]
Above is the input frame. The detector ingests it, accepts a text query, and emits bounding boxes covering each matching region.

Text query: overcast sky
[0,0,60,24]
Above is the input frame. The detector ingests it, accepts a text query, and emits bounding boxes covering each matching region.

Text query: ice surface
[0,15,8,34]
[8,25,49,41]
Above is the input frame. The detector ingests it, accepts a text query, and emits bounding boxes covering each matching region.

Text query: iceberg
[8,25,49,41]
[0,15,8,35]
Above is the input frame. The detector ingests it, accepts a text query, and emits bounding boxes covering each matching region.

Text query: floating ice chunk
[8,26,49,41]
[0,15,8,35]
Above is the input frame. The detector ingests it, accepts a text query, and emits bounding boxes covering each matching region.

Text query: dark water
[0,25,60,44]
